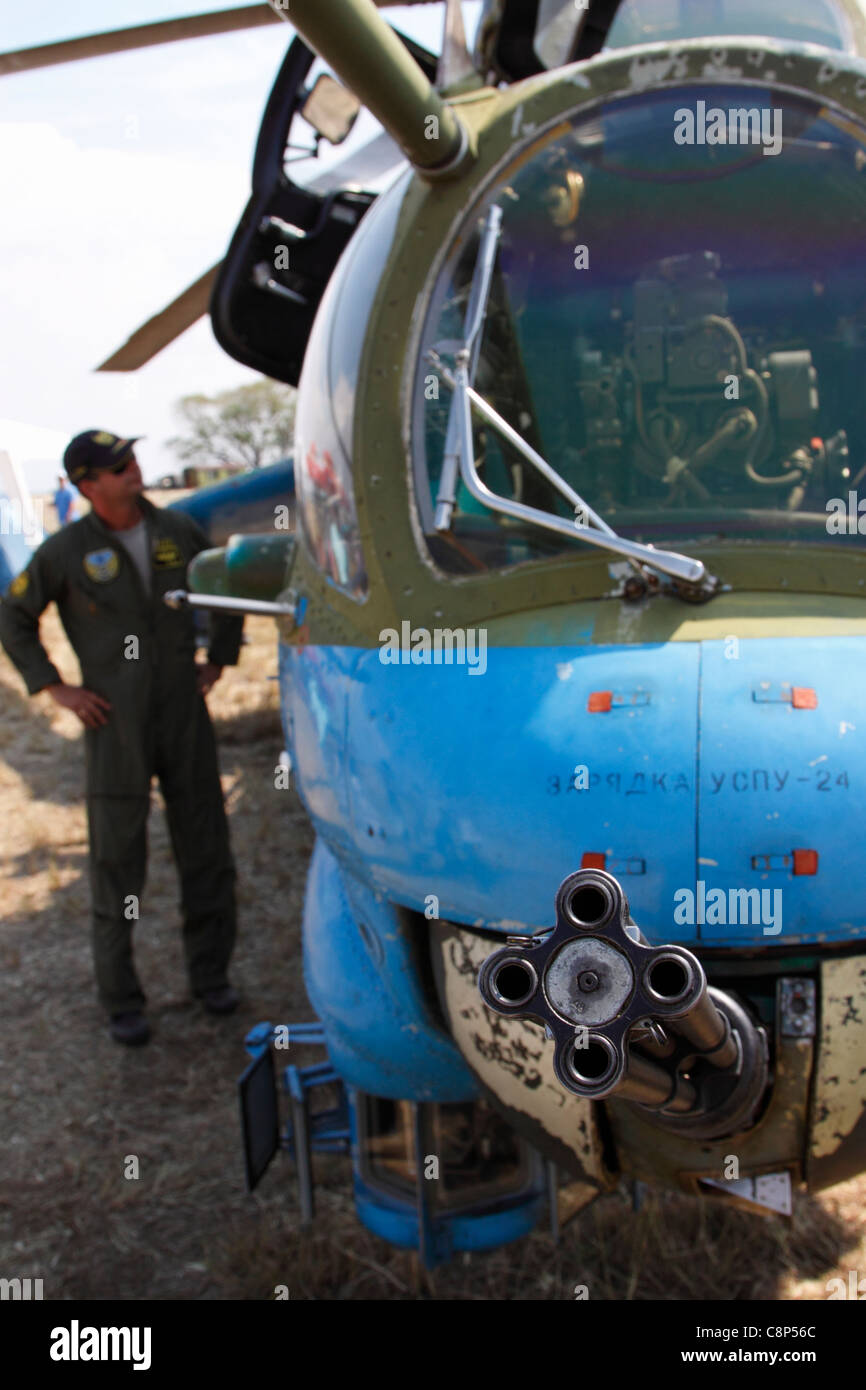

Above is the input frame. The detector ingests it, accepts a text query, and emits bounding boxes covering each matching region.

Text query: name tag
[152,538,185,570]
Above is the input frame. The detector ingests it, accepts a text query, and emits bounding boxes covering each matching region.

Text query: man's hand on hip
[45,683,112,729]
[196,661,223,696]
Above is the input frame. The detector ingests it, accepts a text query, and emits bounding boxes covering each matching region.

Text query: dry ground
[0,497,864,1299]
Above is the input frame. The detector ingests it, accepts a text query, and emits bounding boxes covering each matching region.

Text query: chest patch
[8,570,29,597]
[83,548,120,583]
[152,537,185,570]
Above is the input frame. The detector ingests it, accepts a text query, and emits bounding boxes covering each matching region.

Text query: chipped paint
[818,59,843,84]
[605,1035,812,1191]
[433,925,611,1183]
[628,51,688,89]
[810,955,866,1158]
[702,50,745,80]
[509,103,538,139]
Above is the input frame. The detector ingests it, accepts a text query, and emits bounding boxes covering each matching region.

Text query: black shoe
[201,985,239,1015]
[110,1011,150,1046]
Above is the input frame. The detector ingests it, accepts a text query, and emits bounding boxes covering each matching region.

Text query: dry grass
[1,496,864,1298]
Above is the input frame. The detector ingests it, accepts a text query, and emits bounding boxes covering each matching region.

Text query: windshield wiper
[433,353,718,596]
[435,203,504,532]
[429,208,718,600]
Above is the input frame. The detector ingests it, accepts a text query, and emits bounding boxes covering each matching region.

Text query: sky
[0,2,481,490]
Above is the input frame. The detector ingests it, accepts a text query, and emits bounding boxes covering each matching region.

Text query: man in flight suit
[0,430,244,1045]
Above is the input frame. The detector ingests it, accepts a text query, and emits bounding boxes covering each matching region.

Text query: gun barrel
[642,950,739,1068]
[569,1038,697,1112]
[477,868,768,1138]
[666,992,739,1068]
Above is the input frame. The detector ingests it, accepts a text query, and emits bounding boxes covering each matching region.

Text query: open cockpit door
[210,34,420,385]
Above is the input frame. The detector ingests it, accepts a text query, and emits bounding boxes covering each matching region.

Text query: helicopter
[182,0,866,1267]
[9,0,866,1271]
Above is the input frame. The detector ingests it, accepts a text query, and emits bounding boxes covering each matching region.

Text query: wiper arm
[429,204,717,598]
[437,352,717,595]
[435,203,504,531]
[435,355,621,541]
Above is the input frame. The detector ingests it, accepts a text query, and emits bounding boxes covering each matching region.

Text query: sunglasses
[108,453,137,474]
[85,454,136,480]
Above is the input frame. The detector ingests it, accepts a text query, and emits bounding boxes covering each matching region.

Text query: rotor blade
[97,127,405,372]
[0,1,437,77]
[0,7,279,77]
[97,264,221,372]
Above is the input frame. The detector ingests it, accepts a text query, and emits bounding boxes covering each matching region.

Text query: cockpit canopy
[475,0,855,82]
[603,0,854,52]
[415,86,866,575]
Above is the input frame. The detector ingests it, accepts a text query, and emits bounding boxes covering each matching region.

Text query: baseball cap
[63,430,142,484]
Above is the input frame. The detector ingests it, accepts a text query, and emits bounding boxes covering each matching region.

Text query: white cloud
[0,3,482,489]
[0,118,262,487]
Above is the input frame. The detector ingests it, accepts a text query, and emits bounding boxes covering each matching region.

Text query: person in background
[53,473,77,527]
[0,430,243,1046]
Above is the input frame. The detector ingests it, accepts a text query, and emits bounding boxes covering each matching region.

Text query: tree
[167,380,296,471]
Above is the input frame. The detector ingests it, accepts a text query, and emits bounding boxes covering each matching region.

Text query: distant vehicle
[167,456,294,547]
[155,462,263,491]
[179,463,246,489]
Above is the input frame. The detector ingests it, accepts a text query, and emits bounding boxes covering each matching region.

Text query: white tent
[0,422,55,586]
[0,418,70,496]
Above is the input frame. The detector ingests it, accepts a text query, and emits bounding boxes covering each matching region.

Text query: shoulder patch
[8,570,28,597]
[152,537,185,570]
[83,548,120,583]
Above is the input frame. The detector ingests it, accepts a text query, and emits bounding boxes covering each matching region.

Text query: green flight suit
[0,496,243,1015]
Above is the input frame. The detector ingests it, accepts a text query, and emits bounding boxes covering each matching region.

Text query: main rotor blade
[0,7,279,77]
[96,126,405,372]
[0,1,437,77]
[97,264,221,372]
